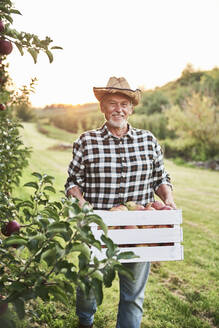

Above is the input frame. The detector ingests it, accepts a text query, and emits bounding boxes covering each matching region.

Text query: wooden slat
[94,226,183,244]
[92,244,184,263]
[93,209,182,226]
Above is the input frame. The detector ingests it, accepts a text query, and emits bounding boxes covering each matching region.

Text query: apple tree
[0,2,136,326]
[0,174,136,327]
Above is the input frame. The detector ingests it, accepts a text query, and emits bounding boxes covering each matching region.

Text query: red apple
[160,205,173,210]
[124,225,138,229]
[0,39,13,55]
[0,295,8,316]
[0,104,6,111]
[0,21,4,33]
[151,200,164,210]
[1,220,20,236]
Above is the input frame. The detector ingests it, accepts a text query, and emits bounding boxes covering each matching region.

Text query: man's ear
[100,103,104,113]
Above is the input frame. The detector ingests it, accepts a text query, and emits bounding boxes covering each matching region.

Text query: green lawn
[15,123,219,328]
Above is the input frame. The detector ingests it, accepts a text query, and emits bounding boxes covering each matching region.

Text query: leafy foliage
[136,90,170,115]
[165,93,219,160]
[0,111,31,195]
[0,174,136,326]
[11,78,37,122]
[0,0,62,63]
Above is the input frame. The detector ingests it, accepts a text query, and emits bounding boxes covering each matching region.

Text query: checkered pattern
[65,124,172,210]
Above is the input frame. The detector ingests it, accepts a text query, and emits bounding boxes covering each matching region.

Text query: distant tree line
[35,64,219,161]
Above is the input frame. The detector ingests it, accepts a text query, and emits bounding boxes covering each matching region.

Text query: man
[65,77,176,328]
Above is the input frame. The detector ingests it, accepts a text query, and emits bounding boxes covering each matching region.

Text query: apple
[144,203,156,211]
[1,220,20,236]
[0,21,4,33]
[125,201,145,211]
[0,295,8,316]
[139,224,157,229]
[160,205,173,210]
[109,204,128,211]
[0,39,13,55]
[124,225,138,229]
[0,104,6,111]
[151,200,164,210]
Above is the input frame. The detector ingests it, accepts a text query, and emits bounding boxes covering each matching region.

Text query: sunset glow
[7,0,219,107]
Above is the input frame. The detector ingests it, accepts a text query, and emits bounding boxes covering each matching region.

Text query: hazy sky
[7,0,219,107]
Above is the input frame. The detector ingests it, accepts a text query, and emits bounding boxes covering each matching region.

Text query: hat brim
[93,87,141,106]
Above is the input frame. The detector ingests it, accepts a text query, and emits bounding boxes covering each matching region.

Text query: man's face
[100,94,133,128]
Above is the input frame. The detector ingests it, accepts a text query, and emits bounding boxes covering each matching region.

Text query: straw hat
[93,77,141,106]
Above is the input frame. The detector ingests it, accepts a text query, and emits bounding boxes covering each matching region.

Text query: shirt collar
[100,123,135,140]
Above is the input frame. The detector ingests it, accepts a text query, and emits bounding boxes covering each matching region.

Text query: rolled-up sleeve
[65,137,85,194]
[152,137,172,191]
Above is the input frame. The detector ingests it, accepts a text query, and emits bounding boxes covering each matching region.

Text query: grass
[37,122,79,144]
[14,123,219,328]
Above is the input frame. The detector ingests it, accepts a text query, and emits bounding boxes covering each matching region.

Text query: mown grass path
[17,123,219,328]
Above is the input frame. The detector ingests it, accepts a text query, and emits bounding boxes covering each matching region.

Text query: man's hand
[67,186,88,209]
[155,184,177,209]
[163,198,177,209]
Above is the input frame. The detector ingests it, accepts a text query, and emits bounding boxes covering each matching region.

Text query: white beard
[107,118,128,129]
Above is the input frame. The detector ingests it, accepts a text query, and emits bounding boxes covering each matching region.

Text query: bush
[164,93,219,160]
[14,104,36,122]
[160,138,210,161]
[129,113,175,140]
[136,90,170,115]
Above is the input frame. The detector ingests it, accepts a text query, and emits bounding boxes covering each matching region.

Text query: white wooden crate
[91,210,184,263]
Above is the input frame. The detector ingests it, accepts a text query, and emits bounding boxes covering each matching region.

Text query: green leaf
[28,48,38,64]
[42,174,54,184]
[44,186,56,193]
[103,267,115,288]
[27,234,46,250]
[51,46,63,50]
[46,50,53,63]
[24,181,39,190]
[10,9,22,15]
[32,172,42,179]
[4,236,27,247]
[87,214,108,235]
[90,270,103,281]
[17,200,34,209]
[70,243,91,260]
[117,251,139,260]
[15,42,24,56]
[0,6,10,14]
[41,247,57,266]
[101,235,116,258]
[47,222,69,235]
[92,278,103,306]
[35,285,50,301]
[4,15,13,24]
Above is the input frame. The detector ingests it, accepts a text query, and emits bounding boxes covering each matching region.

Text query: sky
[6,0,219,107]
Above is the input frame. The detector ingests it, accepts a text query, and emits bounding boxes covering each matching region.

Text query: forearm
[67,186,86,208]
[155,184,176,209]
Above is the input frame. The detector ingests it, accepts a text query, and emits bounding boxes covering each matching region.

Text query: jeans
[76,262,150,328]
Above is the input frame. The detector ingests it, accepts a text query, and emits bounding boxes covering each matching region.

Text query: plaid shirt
[65,124,172,210]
